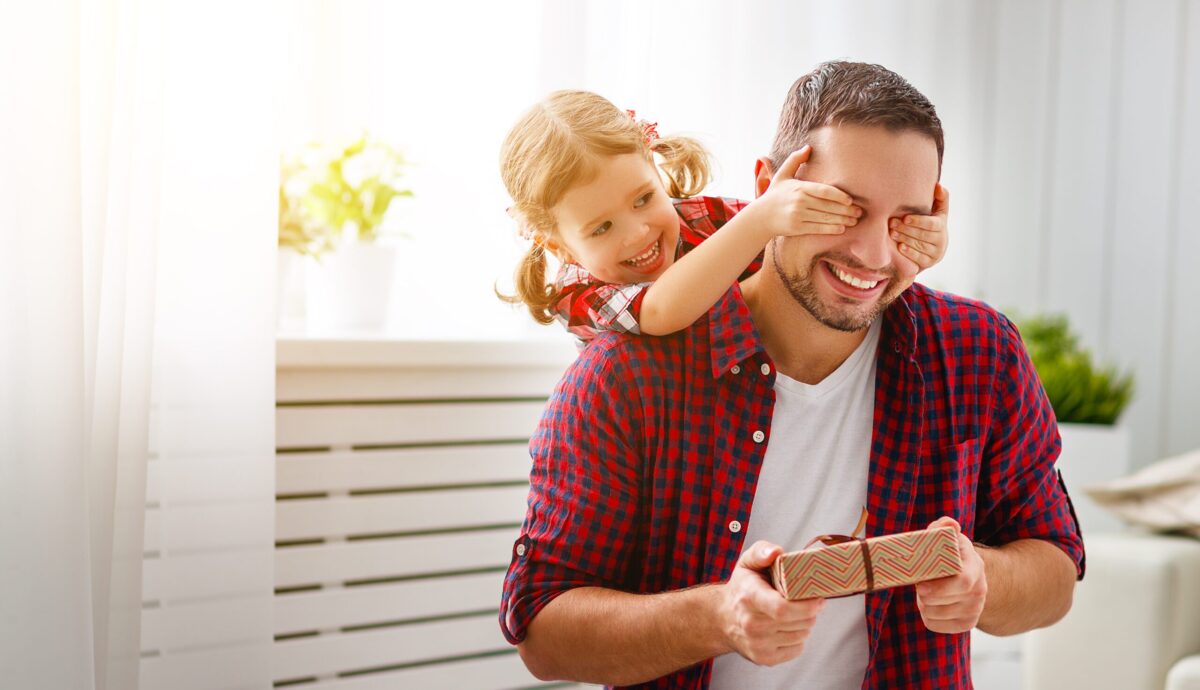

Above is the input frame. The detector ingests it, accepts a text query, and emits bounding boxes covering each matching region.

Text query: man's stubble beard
[770,239,905,333]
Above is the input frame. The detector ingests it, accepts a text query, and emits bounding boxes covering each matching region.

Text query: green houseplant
[1016,314,1134,425]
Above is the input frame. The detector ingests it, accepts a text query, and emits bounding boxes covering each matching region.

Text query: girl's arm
[637,202,777,335]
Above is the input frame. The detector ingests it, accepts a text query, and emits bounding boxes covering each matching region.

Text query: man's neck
[739,270,872,385]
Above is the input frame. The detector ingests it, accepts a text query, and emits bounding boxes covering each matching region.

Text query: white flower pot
[1055,423,1132,535]
[305,242,397,333]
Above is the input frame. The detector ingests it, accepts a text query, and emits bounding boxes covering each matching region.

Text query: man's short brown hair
[769,61,944,174]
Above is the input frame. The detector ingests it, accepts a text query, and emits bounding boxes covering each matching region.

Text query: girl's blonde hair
[499,90,712,324]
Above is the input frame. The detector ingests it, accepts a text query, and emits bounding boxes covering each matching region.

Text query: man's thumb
[928,516,961,531]
[738,541,782,570]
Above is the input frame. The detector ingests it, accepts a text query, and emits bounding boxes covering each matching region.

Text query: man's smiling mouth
[831,265,879,290]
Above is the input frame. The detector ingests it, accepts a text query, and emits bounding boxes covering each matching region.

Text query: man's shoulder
[905,283,1017,335]
[563,327,690,387]
[901,283,1025,361]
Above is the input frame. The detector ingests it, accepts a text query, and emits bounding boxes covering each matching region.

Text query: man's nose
[845,216,894,270]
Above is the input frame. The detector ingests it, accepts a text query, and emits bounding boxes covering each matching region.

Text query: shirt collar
[706,283,921,378]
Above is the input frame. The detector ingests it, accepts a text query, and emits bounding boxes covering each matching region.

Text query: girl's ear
[536,235,572,263]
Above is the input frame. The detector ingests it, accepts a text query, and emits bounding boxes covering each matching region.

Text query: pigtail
[651,135,711,198]
[496,241,560,325]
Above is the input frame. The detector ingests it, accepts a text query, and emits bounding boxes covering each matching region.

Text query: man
[499,61,1084,689]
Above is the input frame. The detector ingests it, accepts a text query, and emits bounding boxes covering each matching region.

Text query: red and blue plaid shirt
[552,197,753,341]
[502,220,1085,690]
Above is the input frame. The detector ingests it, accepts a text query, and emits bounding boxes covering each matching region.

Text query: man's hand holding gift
[717,540,826,667]
[915,517,988,634]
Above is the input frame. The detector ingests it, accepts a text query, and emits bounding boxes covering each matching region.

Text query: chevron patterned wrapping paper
[770,526,962,600]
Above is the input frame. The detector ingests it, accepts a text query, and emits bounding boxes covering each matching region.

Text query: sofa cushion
[1085,448,1200,538]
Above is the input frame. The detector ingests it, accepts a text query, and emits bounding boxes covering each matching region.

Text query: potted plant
[277,135,412,332]
[1017,314,1135,534]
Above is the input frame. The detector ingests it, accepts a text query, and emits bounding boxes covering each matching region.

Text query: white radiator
[272,338,586,689]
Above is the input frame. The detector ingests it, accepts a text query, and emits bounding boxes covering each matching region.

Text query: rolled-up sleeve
[499,342,644,644]
[975,317,1086,580]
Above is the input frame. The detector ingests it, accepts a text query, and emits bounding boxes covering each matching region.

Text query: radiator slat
[276,401,546,449]
[274,528,517,588]
[276,444,532,494]
[275,486,529,541]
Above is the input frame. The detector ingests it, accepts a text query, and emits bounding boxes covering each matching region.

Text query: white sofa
[1024,532,1200,690]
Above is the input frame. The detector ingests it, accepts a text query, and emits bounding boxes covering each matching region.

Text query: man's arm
[913,308,1085,637]
[518,586,726,685]
[516,542,826,686]
[974,538,1077,636]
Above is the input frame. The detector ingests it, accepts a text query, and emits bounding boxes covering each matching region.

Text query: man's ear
[754,157,774,199]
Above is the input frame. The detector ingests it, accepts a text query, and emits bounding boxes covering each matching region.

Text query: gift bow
[802,506,876,593]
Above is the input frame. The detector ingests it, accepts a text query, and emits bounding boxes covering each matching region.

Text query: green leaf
[1014,313,1135,425]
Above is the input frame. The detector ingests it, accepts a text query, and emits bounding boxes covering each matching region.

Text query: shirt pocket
[921,437,983,536]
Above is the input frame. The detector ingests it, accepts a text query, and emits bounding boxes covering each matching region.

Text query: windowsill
[276,335,578,369]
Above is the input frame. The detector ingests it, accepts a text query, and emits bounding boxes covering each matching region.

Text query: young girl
[499,90,948,341]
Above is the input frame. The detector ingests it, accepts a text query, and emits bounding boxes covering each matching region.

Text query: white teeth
[833,266,879,289]
[624,240,660,267]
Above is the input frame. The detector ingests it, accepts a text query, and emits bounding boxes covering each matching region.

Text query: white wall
[972,0,1200,468]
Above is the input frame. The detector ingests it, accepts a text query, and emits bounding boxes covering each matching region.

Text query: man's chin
[805,297,885,332]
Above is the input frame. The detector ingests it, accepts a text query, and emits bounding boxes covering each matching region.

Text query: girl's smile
[621,236,666,273]
[551,153,681,285]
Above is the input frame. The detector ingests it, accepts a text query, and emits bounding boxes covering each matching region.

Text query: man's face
[758,124,939,332]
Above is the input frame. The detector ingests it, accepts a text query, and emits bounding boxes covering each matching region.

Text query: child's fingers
[897,242,937,268]
[802,198,861,220]
[892,230,939,258]
[798,222,849,236]
[889,218,943,244]
[799,209,859,227]
[797,180,855,207]
[897,215,944,233]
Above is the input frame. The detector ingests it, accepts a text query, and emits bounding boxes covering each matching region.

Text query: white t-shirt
[709,320,881,690]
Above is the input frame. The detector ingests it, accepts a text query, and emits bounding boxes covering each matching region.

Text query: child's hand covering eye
[890,183,950,271]
[751,146,863,239]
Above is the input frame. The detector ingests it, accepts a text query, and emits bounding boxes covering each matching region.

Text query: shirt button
[893,341,902,353]
[760,363,771,375]
[729,520,742,533]
[516,543,526,556]
[752,430,765,443]
[731,365,741,374]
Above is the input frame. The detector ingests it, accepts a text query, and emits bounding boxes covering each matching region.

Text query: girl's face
[549,153,680,284]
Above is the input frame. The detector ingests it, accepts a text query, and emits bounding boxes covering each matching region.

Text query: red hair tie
[626,109,660,146]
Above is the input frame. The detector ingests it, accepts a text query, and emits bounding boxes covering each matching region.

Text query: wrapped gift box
[770,525,962,600]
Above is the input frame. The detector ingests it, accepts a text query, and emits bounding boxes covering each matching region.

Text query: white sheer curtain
[1,2,278,689]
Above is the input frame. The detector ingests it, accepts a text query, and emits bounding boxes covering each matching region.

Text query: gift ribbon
[802,506,876,593]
